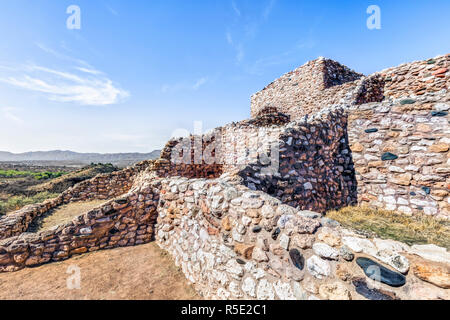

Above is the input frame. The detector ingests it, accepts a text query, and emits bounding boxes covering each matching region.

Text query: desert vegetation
[0,162,117,215]
[327,206,450,249]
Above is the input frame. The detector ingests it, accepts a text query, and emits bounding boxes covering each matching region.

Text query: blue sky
[0,0,449,153]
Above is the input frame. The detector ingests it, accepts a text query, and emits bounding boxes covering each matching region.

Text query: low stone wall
[0,198,63,240]
[0,175,160,272]
[0,162,151,241]
[348,91,449,219]
[155,175,450,300]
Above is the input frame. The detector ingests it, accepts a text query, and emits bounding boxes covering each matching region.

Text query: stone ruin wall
[0,55,448,300]
[0,165,147,241]
[238,108,357,213]
[155,176,450,300]
[381,55,449,99]
[250,57,364,120]
[349,91,449,219]
[251,54,450,219]
[0,169,160,272]
[160,108,357,214]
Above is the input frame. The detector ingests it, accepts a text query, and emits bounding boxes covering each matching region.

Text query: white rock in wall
[277,215,294,229]
[398,206,412,215]
[409,244,450,264]
[342,237,377,256]
[225,259,245,279]
[261,205,274,218]
[256,279,275,300]
[232,229,244,242]
[279,234,290,250]
[228,281,243,298]
[216,288,231,300]
[252,247,269,262]
[292,282,308,300]
[242,277,256,297]
[213,270,230,286]
[306,255,331,279]
[373,238,409,253]
[312,243,339,260]
[273,280,296,300]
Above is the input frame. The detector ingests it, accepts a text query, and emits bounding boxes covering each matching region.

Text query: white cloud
[226,32,233,45]
[231,1,241,16]
[192,77,208,90]
[262,0,277,20]
[161,77,209,93]
[246,39,316,75]
[106,5,119,16]
[1,107,23,125]
[226,0,277,64]
[0,64,129,106]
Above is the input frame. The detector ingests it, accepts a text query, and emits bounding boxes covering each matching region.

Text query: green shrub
[0,170,66,180]
[0,192,59,215]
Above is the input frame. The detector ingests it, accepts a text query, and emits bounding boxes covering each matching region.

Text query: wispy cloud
[161,76,209,93]
[231,1,241,17]
[226,0,277,64]
[0,45,129,106]
[245,38,317,75]
[1,107,23,125]
[262,0,277,20]
[192,77,208,90]
[106,5,119,16]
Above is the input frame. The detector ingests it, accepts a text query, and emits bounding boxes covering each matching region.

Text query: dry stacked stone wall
[251,57,363,120]
[238,108,357,212]
[251,54,449,218]
[0,55,448,300]
[0,172,160,272]
[156,176,450,300]
[348,90,449,219]
[380,55,449,99]
[0,165,147,241]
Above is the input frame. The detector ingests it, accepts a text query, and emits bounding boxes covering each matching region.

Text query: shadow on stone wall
[238,111,358,213]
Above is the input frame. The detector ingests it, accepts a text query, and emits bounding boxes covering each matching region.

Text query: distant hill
[0,150,161,167]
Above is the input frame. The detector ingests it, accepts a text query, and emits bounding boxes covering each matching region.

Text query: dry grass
[1,191,59,215]
[0,242,200,300]
[27,200,107,233]
[327,206,450,249]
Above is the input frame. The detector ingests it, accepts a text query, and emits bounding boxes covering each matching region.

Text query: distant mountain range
[0,150,161,167]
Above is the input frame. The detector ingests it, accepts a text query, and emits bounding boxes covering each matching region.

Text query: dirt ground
[0,242,201,300]
[27,200,107,232]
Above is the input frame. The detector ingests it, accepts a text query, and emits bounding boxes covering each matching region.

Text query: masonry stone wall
[155,176,449,300]
[239,108,357,213]
[250,57,363,120]
[0,163,150,241]
[0,172,160,272]
[380,55,449,99]
[348,91,450,219]
[0,55,448,300]
[250,54,449,218]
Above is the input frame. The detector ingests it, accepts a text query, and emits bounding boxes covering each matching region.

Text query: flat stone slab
[356,257,406,287]
[409,244,450,264]
[352,278,399,300]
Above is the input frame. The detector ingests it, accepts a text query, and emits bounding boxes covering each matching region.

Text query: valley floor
[0,242,200,300]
